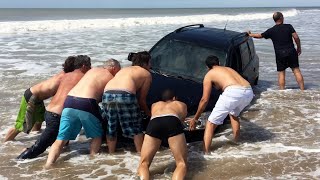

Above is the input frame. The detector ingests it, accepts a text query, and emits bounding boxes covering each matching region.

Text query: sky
[0,0,319,8]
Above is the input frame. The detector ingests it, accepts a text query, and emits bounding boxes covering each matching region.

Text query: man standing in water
[138,89,188,180]
[102,51,152,153]
[17,55,91,159]
[45,59,121,168]
[189,55,254,154]
[3,56,76,142]
[248,11,304,90]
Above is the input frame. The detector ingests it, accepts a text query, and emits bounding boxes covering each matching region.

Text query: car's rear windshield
[150,39,227,83]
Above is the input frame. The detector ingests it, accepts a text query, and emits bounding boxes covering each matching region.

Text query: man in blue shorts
[248,11,304,90]
[102,51,152,153]
[45,59,121,168]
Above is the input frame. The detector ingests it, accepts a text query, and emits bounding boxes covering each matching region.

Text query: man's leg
[17,114,60,159]
[45,140,68,169]
[5,95,29,142]
[229,115,240,142]
[292,67,305,90]
[168,134,187,180]
[133,133,144,153]
[203,121,218,154]
[31,122,42,132]
[4,128,20,142]
[137,134,161,180]
[106,136,117,153]
[90,137,101,156]
[278,71,286,90]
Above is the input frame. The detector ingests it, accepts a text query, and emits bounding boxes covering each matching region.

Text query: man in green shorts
[3,56,77,142]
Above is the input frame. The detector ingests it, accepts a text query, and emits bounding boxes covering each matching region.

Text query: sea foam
[0,9,298,35]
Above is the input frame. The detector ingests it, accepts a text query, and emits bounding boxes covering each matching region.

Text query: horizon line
[0,6,319,9]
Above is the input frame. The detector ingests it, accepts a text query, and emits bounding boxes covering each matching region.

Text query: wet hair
[161,89,176,101]
[62,56,76,73]
[130,51,151,67]
[74,55,91,69]
[273,12,283,22]
[104,58,121,69]
[205,55,219,69]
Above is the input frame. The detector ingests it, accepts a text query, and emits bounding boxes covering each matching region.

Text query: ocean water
[0,7,320,179]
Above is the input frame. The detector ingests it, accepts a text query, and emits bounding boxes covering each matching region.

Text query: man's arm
[138,74,152,117]
[247,31,263,39]
[292,32,301,55]
[189,76,212,130]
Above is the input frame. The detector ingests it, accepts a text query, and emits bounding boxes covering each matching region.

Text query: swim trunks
[145,115,184,140]
[57,95,103,140]
[102,90,143,139]
[15,88,45,133]
[208,86,254,125]
[17,111,60,159]
[275,48,299,71]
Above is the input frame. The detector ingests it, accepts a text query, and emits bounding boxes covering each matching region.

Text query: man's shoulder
[131,66,151,76]
[176,101,187,107]
[90,67,110,75]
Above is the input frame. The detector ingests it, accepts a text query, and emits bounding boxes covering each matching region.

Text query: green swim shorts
[14,88,45,133]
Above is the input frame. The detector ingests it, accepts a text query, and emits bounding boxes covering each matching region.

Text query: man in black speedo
[137,90,188,180]
[248,11,305,90]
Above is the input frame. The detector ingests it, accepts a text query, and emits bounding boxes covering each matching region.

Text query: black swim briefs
[145,115,184,140]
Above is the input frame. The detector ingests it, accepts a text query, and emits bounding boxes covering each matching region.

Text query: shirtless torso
[68,67,115,102]
[47,69,86,114]
[30,71,66,100]
[104,66,152,115]
[204,66,250,91]
[151,100,187,121]
[105,66,151,94]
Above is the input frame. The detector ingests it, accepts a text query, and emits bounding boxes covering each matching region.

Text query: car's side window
[239,42,250,70]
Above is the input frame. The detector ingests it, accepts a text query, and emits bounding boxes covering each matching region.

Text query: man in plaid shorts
[102,51,152,153]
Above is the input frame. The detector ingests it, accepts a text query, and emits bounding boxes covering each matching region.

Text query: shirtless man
[189,55,254,154]
[4,56,76,142]
[102,51,152,153]
[17,55,91,159]
[138,89,187,180]
[45,59,121,168]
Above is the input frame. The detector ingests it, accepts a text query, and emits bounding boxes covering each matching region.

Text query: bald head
[273,12,283,23]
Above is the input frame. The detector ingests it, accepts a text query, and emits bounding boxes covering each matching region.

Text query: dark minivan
[136,24,258,142]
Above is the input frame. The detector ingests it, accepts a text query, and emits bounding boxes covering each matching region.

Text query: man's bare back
[151,101,187,121]
[30,72,65,100]
[205,66,250,91]
[138,90,188,180]
[104,66,151,94]
[104,65,152,116]
[47,69,86,114]
[68,67,115,102]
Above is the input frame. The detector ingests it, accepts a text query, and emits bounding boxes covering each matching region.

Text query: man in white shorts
[189,55,254,154]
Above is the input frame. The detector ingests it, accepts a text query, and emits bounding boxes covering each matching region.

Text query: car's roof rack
[174,24,204,33]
